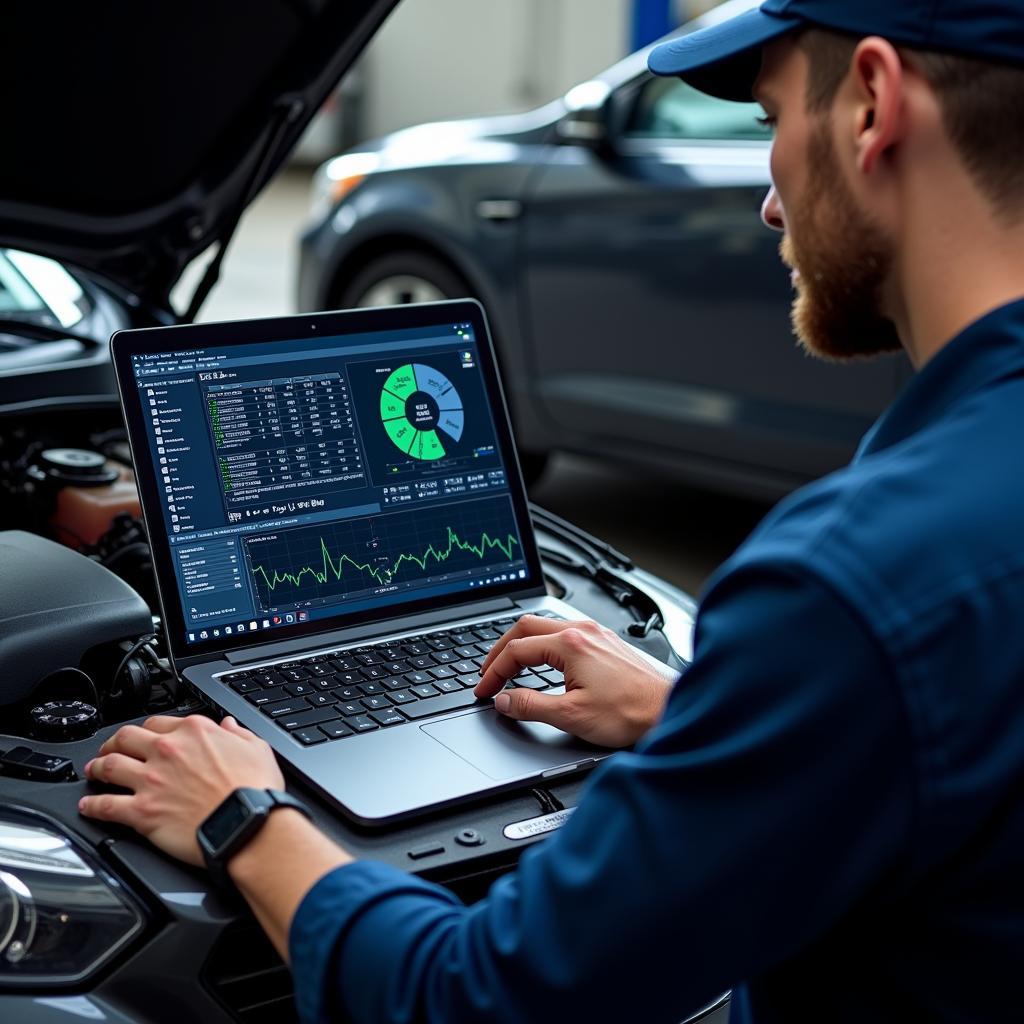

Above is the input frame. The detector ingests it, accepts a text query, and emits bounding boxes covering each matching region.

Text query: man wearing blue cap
[81,1,1024,1020]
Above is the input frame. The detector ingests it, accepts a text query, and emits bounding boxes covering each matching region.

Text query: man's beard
[781,122,903,361]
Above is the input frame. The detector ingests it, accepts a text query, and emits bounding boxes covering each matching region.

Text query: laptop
[111,300,654,824]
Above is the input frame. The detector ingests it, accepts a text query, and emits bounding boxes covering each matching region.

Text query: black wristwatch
[198,787,312,890]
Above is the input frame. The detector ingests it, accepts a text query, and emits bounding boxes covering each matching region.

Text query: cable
[109,634,158,702]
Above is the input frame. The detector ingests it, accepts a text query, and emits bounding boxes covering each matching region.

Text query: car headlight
[0,811,146,987]
[310,152,381,221]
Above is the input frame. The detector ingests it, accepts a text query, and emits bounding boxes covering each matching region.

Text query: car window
[0,250,89,328]
[624,76,771,142]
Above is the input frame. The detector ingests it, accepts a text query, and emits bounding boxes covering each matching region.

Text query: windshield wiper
[0,318,102,349]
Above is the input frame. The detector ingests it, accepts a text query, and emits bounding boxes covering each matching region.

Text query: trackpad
[422,709,606,781]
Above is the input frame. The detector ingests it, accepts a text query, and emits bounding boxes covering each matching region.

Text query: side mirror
[556,80,613,147]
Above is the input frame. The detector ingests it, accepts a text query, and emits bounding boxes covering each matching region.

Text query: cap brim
[648,7,801,101]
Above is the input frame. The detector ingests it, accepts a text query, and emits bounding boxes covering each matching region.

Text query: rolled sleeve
[288,563,914,1024]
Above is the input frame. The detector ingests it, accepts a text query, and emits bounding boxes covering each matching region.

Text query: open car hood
[0,0,399,311]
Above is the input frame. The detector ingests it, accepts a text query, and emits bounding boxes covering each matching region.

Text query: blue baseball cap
[649,0,1024,100]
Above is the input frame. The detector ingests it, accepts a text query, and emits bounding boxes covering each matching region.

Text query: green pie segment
[380,362,465,461]
[383,365,418,401]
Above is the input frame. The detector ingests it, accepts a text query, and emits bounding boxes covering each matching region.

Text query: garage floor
[186,168,771,598]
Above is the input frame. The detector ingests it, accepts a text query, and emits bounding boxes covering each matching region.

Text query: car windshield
[0,249,90,329]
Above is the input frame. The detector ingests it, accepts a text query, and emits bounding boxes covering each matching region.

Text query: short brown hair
[798,27,1024,219]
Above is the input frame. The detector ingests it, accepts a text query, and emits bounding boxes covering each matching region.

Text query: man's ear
[849,36,906,176]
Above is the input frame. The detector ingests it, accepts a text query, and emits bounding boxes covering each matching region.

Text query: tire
[336,250,471,309]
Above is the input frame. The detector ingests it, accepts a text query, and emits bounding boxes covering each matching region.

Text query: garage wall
[357,0,632,139]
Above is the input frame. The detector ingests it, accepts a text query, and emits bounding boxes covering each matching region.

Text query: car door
[519,74,904,486]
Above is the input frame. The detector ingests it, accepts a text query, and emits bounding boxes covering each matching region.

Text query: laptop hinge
[223,598,516,665]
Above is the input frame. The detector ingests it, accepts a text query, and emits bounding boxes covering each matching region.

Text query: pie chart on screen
[379,363,465,460]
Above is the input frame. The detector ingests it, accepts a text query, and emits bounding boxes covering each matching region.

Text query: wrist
[227,807,316,888]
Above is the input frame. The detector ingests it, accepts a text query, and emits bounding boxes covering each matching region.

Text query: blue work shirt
[289,300,1024,1023]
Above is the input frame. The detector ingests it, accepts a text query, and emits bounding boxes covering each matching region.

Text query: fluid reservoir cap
[32,449,118,488]
[29,700,100,742]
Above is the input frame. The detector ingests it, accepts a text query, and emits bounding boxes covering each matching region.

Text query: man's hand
[79,715,284,866]
[473,615,677,747]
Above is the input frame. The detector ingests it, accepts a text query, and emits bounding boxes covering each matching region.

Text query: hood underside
[0,0,399,309]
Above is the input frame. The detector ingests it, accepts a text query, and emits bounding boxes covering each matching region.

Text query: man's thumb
[494,687,570,729]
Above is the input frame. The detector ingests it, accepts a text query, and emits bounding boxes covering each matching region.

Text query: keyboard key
[538,669,565,684]
[405,670,433,686]
[320,721,354,740]
[402,642,429,656]
[360,666,387,680]
[383,661,409,675]
[335,671,362,686]
[358,681,385,696]
[251,671,280,686]
[475,640,498,654]
[246,686,287,706]
[229,678,262,694]
[454,645,479,659]
[262,698,310,718]
[312,677,338,691]
[428,665,457,680]
[307,692,337,707]
[285,682,315,697]
[329,657,359,673]
[386,688,416,704]
[222,671,251,683]
[278,706,341,730]
[401,690,489,720]
[451,660,478,676]
[435,678,465,694]
[381,676,410,691]
[473,628,500,641]
[411,683,439,699]
[457,674,480,688]
[408,655,435,670]
[433,650,459,664]
[361,695,391,711]
[354,652,382,666]
[513,676,550,690]
[348,715,378,732]
[369,708,405,727]
[307,664,332,678]
[280,668,310,683]
[426,637,454,651]
[451,632,478,647]
[293,727,328,746]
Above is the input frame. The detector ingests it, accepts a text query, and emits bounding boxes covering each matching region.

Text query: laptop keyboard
[216,612,565,746]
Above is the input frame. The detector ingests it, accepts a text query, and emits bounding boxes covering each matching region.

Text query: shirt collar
[857,298,1024,459]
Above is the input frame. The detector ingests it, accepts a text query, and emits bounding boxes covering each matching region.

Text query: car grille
[202,922,297,1024]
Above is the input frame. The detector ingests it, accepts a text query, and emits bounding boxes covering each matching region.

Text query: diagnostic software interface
[127,321,530,646]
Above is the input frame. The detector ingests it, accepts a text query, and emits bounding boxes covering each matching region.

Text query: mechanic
[79,1,1024,1020]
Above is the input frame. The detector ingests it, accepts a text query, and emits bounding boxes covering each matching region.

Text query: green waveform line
[252,526,519,592]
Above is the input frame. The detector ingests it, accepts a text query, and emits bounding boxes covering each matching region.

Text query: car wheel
[336,251,550,485]
[336,251,469,308]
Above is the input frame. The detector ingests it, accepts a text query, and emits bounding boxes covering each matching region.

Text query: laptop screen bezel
[111,299,546,665]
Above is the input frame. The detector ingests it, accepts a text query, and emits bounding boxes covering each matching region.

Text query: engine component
[24,448,141,549]
[0,531,151,708]
[27,700,100,743]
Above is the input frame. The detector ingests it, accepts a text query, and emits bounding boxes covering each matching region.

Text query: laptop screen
[113,302,543,659]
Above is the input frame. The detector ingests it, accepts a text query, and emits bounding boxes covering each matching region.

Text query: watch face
[201,795,251,852]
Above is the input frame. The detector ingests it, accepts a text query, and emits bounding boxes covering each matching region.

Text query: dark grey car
[297,0,909,498]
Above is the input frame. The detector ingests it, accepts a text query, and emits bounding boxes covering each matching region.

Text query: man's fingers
[478,615,573,676]
[78,793,143,829]
[493,687,574,732]
[85,752,147,790]
[98,724,159,759]
[475,635,565,697]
